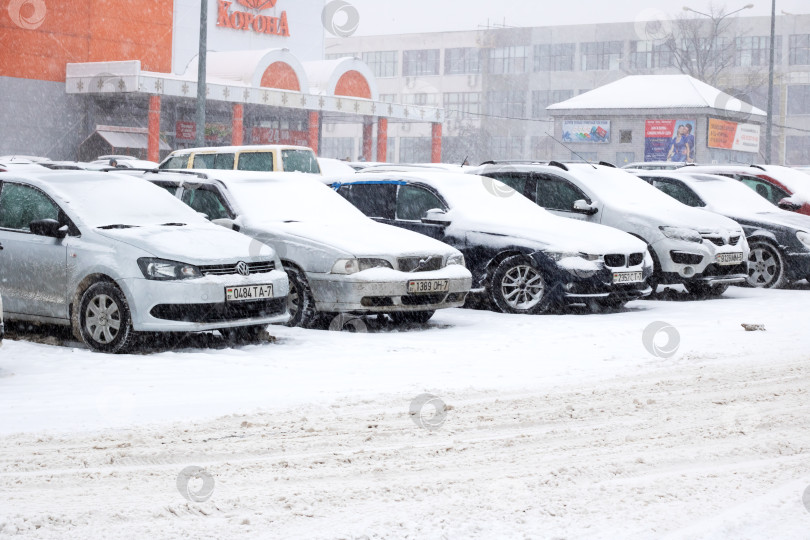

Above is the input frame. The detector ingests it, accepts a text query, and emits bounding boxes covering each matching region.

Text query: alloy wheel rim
[286,285,300,318]
[85,294,121,344]
[501,264,545,310]
[747,247,777,287]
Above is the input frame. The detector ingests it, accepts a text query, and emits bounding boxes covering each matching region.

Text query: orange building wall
[0,0,173,82]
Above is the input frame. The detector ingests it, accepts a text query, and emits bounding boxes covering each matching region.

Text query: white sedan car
[0,170,289,352]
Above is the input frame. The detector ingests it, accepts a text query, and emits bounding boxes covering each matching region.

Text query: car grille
[397,256,444,272]
[198,261,276,276]
[401,293,447,305]
[604,254,626,267]
[150,298,286,322]
[701,234,741,246]
[629,253,644,266]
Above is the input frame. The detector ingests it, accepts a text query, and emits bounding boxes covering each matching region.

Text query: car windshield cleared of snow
[281,149,321,174]
[686,174,781,214]
[46,173,207,228]
[226,178,368,224]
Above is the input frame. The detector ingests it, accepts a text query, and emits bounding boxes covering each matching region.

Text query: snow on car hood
[449,210,646,255]
[723,209,810,232]
[246,219,458,258]
[94,223,275,264]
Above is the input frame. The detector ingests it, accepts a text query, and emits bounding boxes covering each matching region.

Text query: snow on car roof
[166,144,314,155]
[646,171,778,214]
[7,170,208,228]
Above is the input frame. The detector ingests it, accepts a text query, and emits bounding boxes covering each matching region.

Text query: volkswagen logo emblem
[235,261,250,276]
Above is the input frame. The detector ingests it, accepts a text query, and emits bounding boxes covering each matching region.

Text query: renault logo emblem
[236,261,250,276]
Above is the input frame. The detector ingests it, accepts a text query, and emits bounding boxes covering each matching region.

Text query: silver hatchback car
[0,170,290,352]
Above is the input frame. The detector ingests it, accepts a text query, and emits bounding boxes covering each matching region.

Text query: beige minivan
[159,145,321,175]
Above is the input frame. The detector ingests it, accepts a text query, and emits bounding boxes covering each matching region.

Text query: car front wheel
[284,265,319,328]
[489,255,551,314]
[78,282,134,353]
[747,241,787,288]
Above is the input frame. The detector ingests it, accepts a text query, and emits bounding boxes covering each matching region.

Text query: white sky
[343,0,809,35]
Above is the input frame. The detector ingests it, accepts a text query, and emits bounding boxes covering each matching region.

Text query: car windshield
[282,149,321,174]
[226,178,368,224]
[564,165,689,210]
[46,172,207,228]
[684,174,779,214]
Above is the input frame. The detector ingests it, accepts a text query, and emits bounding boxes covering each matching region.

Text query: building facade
[325,13,810,165]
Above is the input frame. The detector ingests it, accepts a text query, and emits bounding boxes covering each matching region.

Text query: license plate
[225,284,273,302]
[408,279,450,294]
[613,271,644,284]
[716,252,743,265]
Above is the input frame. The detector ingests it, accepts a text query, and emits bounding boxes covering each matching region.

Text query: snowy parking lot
[2,285,810,538]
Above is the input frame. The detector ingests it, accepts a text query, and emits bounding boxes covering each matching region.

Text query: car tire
[489,255,551,314]
[747,241,787,289]
[684,282,730,298]
[390,311,435,325]
[284,264,319,328]
[78,282,134,353]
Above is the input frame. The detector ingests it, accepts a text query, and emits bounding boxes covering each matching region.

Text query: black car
[634,171,810,288]
[330,170,654,314]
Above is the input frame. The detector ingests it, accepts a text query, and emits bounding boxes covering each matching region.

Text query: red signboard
[251,127,308,146]
[175,121,196,141]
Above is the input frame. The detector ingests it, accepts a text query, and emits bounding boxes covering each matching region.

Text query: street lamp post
[765,0,776,164]
[195,0,208,147]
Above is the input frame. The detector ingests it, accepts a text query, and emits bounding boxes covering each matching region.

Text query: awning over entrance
[78,125,171,162]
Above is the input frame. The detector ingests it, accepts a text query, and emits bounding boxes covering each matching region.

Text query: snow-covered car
[687,164,810,216]
[330,170,653,313]
[471,162,749,296]
[0,293,4,345]
[635,171,810,289]
[0,170,289,352]
[621,161,693,171]
[139,170,472,326]
[159,145,321,175]
[317,157,356,177]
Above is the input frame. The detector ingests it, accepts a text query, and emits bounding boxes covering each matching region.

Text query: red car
[688,165,810,216]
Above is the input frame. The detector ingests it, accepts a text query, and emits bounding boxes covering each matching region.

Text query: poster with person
[644,119,697,162]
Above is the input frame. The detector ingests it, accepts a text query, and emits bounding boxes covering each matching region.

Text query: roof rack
[103,167,210,180]
[598,161,616,168]
[478,160,545,166]
[750,164,766,171]
[547,161,569,171]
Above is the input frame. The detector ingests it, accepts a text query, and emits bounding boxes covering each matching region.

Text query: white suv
[471,162,750,296]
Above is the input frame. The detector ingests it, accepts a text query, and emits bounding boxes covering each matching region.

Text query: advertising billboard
[644,119,697,162]
[707,118,761,154]
[562,120,611,144]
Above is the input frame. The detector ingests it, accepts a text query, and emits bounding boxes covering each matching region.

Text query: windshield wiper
[160,222,187,226]
[98,224,138,229]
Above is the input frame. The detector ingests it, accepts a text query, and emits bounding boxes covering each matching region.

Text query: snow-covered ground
[2,285,810,538]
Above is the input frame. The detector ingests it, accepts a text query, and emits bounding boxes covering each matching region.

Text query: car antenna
[545,132,597,169]
[460,155,469,167]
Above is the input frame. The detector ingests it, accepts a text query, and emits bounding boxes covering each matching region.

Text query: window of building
[487,91,526,118]
[786,135,810,165]
[402,49,440,76]
[490,136,524,160]
[443,92,481,119]
[789,34,810,65]
[616,152,635,166]
[580,41,623,70]
[378,93,397,103]
[735,36,782,67]
[361,51,399,78]
[402,93,440,106]
[399,137,432,162]
[787,85,810,115]
[531,90,573,118]
[629,41,653,69]
[445,47,482,74]
[324,52,356,60]
[620,130,632,144]
[489,46,529,74]
[320,137,355,160]
[533,43,575,71]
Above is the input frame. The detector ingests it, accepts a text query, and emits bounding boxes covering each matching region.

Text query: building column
[147,94,161,162]
[362,118,374,162]
[232,103,244,146]
[431,122,442,163]
[376,117,388,162]
[308,111,320,154]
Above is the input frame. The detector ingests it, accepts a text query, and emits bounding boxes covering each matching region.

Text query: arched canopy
[303,57,378,100]
[183,48,308,92]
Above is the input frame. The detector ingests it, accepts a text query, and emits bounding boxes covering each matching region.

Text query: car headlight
[137,258,202,280]
[447,253,465,266]
[545,251,583,262]
[331,258,393,274]
[659,226,703,243]
[797,231,810,248]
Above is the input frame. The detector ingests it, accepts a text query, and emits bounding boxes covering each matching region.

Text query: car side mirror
[29,219,67,238]
[421,208,451,225]
[572,199,598,215]
[778,198,801,212]
[211,218,240,231]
